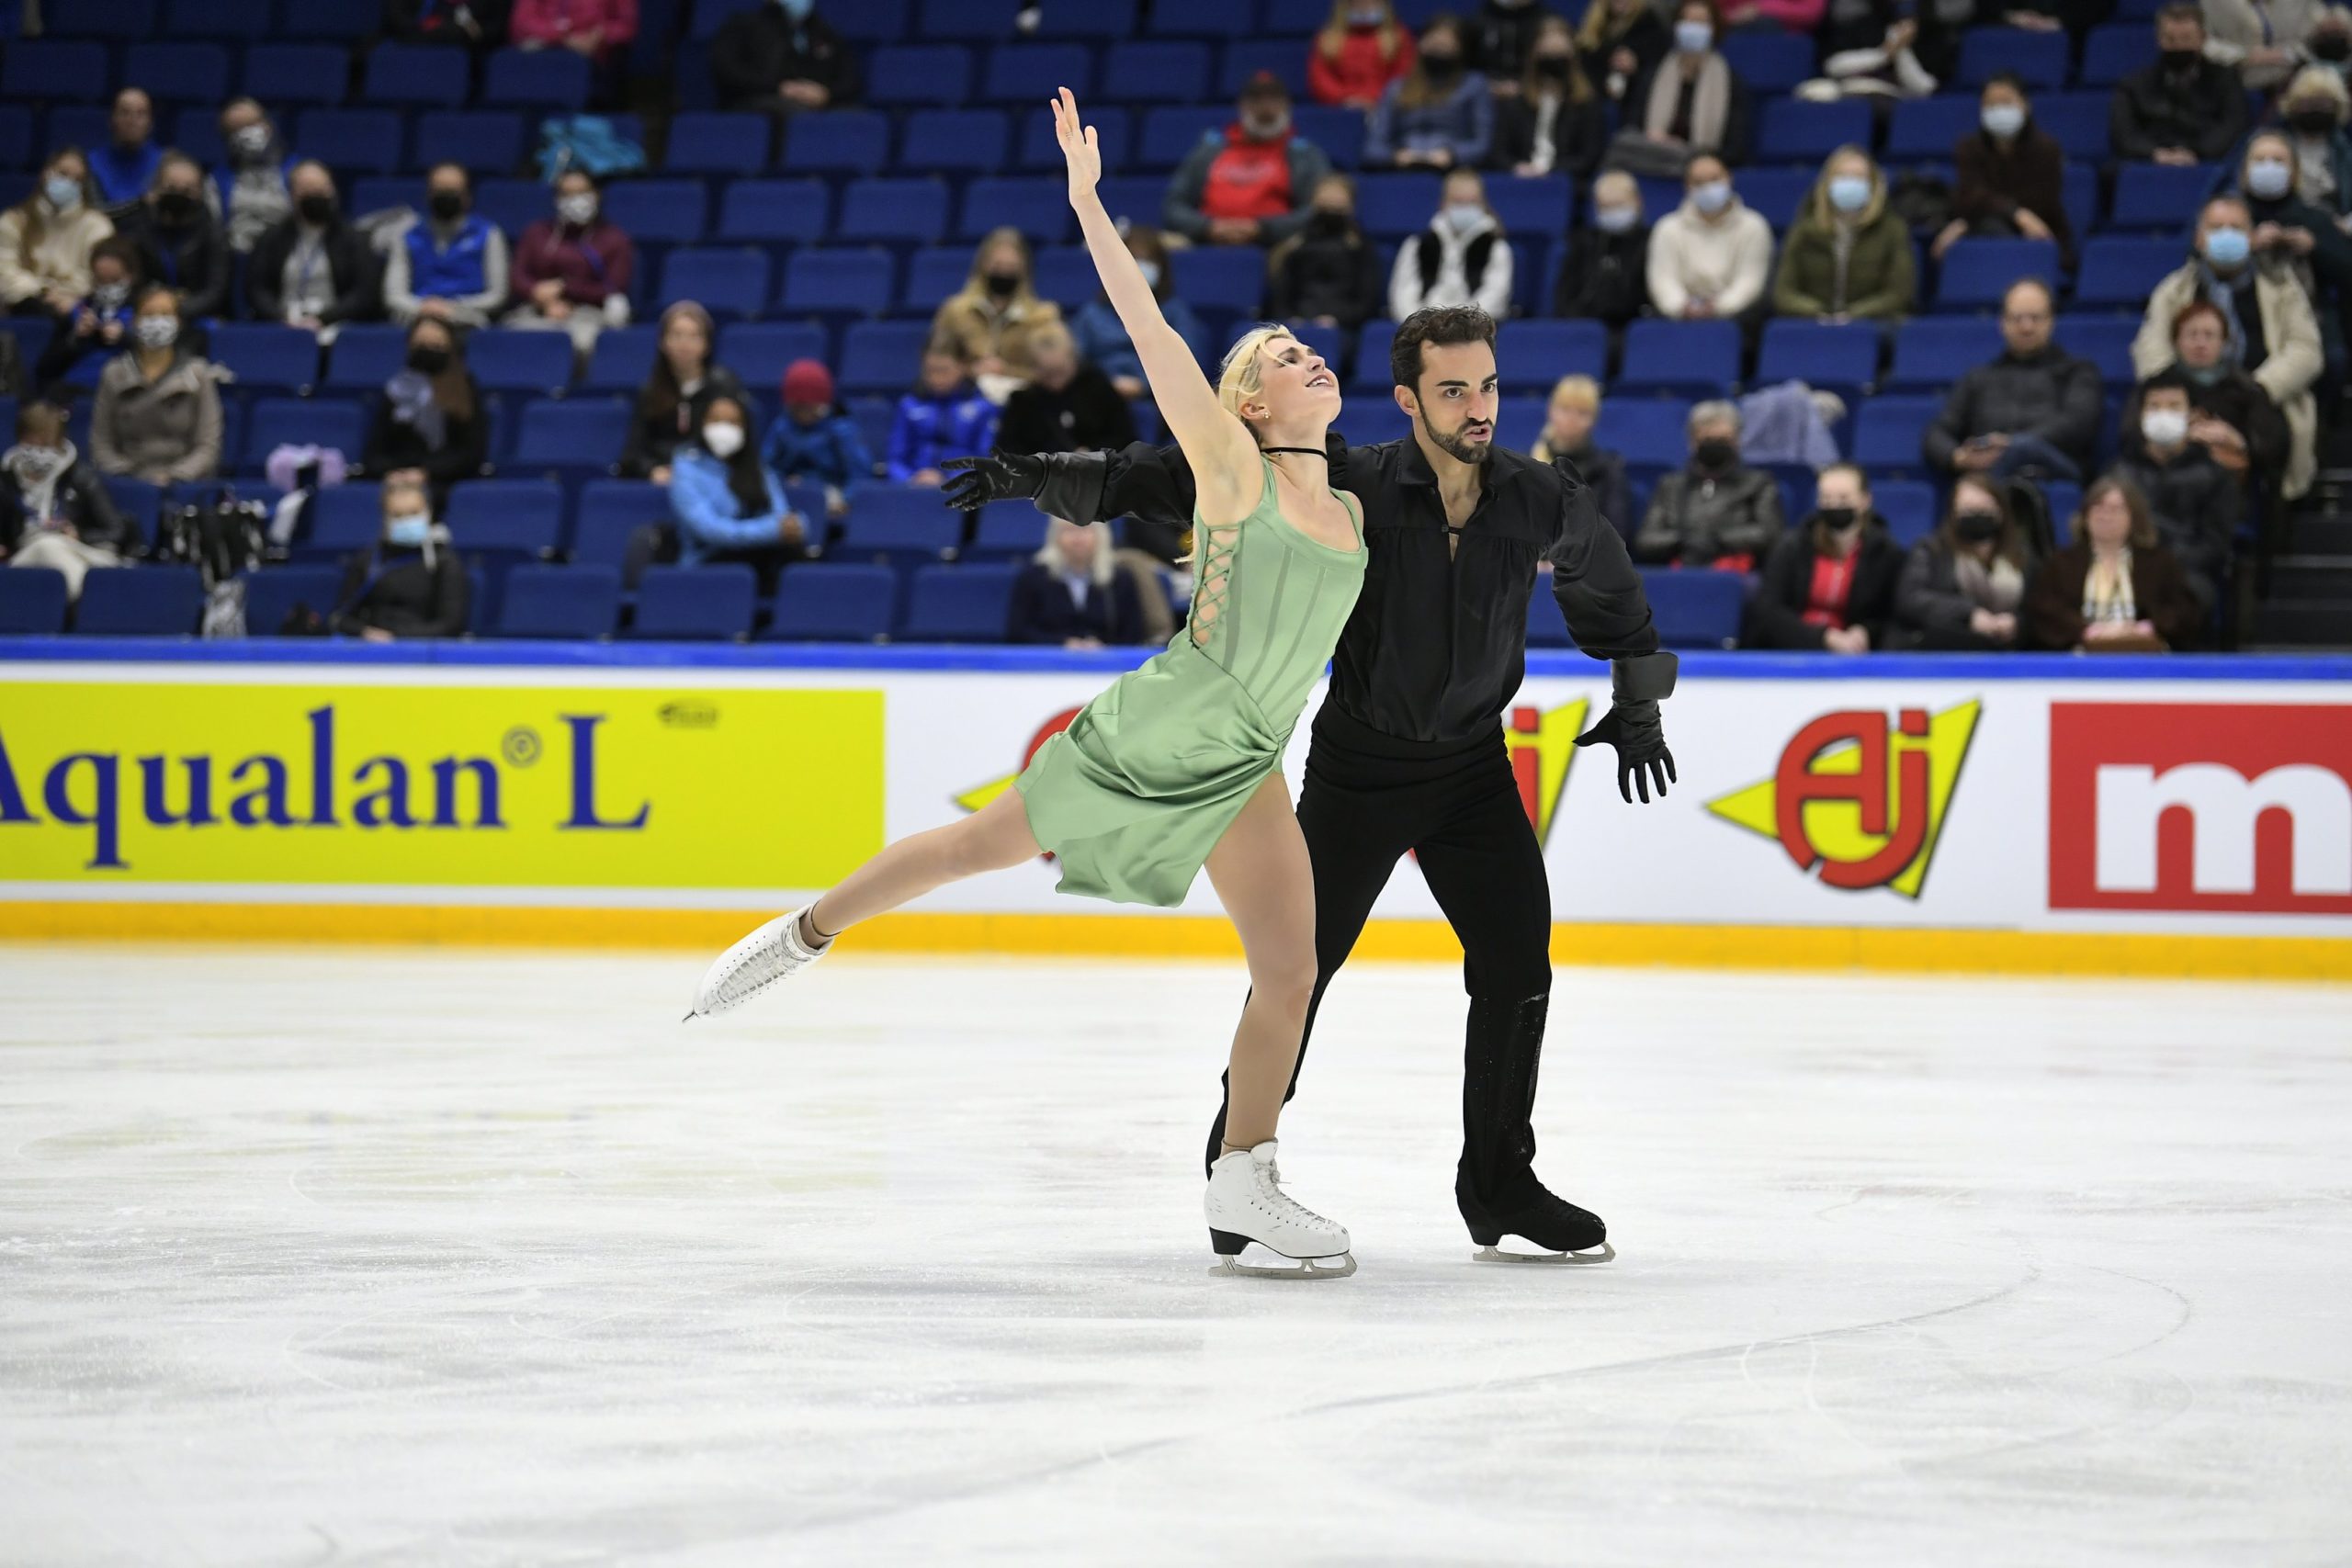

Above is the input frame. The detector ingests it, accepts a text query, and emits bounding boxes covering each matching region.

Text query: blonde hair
[1806,144,1887,228]
[1549,374,1600,413]
[957,226,1037,309]
[1216,323,1299,434]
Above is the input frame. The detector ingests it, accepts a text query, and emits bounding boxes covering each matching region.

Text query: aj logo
[1707,703,1981,897]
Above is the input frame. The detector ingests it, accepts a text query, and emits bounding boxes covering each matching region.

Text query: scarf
[2195,261,2252,368]
[1953,548,2025,614]
[1644,51,1730,151]
[385,368,447,449]
[1,441,73,525]
[2083,548,2137,624]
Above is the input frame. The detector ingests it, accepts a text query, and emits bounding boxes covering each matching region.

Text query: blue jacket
[888,385,997,482]
[763,408,873,498]
[1365,75,1495,167]
[1069,298,1205,390]
[669,448,787,566]
[90,141,161,206]
[403,213,496,299]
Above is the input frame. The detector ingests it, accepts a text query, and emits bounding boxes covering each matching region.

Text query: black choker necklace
[1262,446,1329,460]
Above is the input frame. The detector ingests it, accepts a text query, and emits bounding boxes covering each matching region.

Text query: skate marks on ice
[1,948,2348,1566]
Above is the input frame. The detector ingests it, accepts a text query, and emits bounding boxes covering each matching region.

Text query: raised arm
[1054,88,1260,525]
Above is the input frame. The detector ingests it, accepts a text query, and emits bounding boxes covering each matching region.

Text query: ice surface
[2,945,2347,1566]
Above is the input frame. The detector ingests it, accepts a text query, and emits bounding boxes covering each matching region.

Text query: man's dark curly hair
[1389,304,1497,391]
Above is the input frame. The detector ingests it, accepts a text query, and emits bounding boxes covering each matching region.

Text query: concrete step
[2285,514,2352,554]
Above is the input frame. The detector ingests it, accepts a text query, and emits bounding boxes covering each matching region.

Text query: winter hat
[782,358,835,406]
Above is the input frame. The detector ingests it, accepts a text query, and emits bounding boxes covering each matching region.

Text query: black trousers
[1206,707,1558,1225]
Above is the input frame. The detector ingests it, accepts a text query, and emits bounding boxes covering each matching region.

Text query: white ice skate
[1204,1140,1355,1280]
[686,907,830,1019]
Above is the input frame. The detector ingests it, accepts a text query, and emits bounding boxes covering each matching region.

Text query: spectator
[2153,298,2292,494]
[118,153,231,325]
[667,394,807,583]
[33,237,141,392]
[1265,177,1385,337]
[504,169,635,358]
[88,89,159,214]
[1493,17,1605,178]
[1722,0,1828,33]
[1924,277,2101,481]
[2132,195,2323,501]
[1771,145,1915,322]
[1617,1,1752,171]
[1813,12,1939,101]
[2239,130,2352,369]
[1365,15,1496,170]
[1465,0,1558,91]
[1528,373,1630,545]
[2306,6,2352,73]
[711,0,861,116]
[1552,170,1649,338]
[762,357,872,522]
[2203,0,2326,91]
[90,285,224,485]
[363,317,489,502]
[0,150,113,321]
[1164,73,1333,247]
[384,164,510,330]
[1891,475,2031,649]
[996,323,1140,457]
[888,338,997,487]
[1645,155,1773,323]
[929,228,1065,397]
[331,474,469,642]
[0,400,134,603]
[2111,3,2251,167]
[2112,368,2242,611]
[245,163,380,342]
[1634,399,1783,568]
[1007,518,1146,649]
[1745,463,1904,652]
[1936,73,2075,268]
[1309,0,1418,109]
[2025,475,2205,650]
[209,99,293,254]
[621,301,747,484]
[384,0,508,51]
[509,0,637,62]
[1073,224,1206,400]
[1575,0,1669,109]
[2276,67,2352,220]
[1391,167,1515,319]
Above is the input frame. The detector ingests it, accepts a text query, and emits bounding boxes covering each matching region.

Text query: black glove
[1574,700,1675,805]
[941,452,1046,510]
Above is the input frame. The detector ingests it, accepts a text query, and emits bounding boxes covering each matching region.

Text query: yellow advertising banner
[0,682,884,888]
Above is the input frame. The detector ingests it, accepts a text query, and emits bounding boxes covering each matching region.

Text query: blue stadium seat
[1356,172,1444,237]
[324,325,413,390]
[2053,315,2142,384]
[661,249,771,320]
[497,565,620,638]
[959,176,1069,243]
[2109,163,2224,232]
[1756,320,1880,398]
[1037,0,1136,36]
[512,400,634,475]
[1756,100,1872,164]
[1146,0,1251,35]
[582,326,661,395]
[629,564,756,640]
[413,112,528,176]
[209,324,322,394]
[74,566,205,636]
[468,176,544,239]
[1335,400,1408,448]
[572,479,670,569]
[1170,247,1270,314]
[968,500,1050,558]
[901,109,1014,177]
[0,107,31,170]
[280,0,377,39]
[718,321,830,391]
[101,479,161,550]
[919,0,1024,40]
[1871,480,1939,549]
[782,112,892,175]
[690,0,763,39]
[49,105,112,160]
[1851,395,1944,474]
[243,399,365,472]
[1637,569,1745,649]
[2064,161,2097,237]
[1350,319,1397,391]
[2081,23,2157,88]
[1018,105,1134,173]
[1736,166,1820,231]
[1292,106,1366,171]
[763,562,896,641]
[983,43,1093,103]
[1102,40,1213,104]
[0,569,68,635]
[1936,237,2061,310]
[469,331,576,398]
[1486,176,1574,241]
[831,0,913,42]
[781,248,897,316]
[1889,316,2002,389]
[305,484,385,555]
[899,563,1021,642]
[1031,246,1099,308]
[243,43,352,107]
[1884,96,1980,163]
[1617,320,1739,397]
[1718,29,1815,94]
[125,42,232,104]
[841,321,935,394]
[2034,94,2111,163]
[1959,28,2069,87]
[839,178,952,245]
[1220,39,1309,98]
[296,110,404,175]
[49,0,154,34]
[603,179,709,246]
[667,113,770,177]
[483,48,594,110]
[2,42,108,102]
[1494,320,1606,394]
[2074,235,2183,308]
[1523,574,1571,648]
[238,565,344,636]
[835,493,962,573]
[1139,107,1234,171]
[1594,399,1688,468]
[166,0,270,38]
[1094,175,1170,228]
[365,44,470,109]
[447,480,567,553]
[867,45,976,107]
[717,178,829,246]
[902,247,978,313]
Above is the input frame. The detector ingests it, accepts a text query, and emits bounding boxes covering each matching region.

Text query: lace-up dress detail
[1015,453,1364,908]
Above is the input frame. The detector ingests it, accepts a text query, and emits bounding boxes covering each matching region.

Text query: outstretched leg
[808,786,1042,938]
[1202,773,1321,1149]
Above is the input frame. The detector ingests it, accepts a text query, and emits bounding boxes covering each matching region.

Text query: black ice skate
[1461,1176,1613,1266]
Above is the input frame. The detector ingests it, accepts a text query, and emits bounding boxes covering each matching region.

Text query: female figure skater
[691,90,1368,1279]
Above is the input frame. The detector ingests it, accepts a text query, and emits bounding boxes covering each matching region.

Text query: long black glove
[940,453,1046,510]
[1574,702,1674,805]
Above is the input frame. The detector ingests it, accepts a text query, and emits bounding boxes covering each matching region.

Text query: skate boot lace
[710,919,818,1011]
[1253,1157,1338,1234]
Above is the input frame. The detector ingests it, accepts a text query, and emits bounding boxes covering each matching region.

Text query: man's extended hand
[941,453,1047,509]
[1574,701,1676,805]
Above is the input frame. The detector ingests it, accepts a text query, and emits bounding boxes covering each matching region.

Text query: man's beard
[1419,409,1494,465]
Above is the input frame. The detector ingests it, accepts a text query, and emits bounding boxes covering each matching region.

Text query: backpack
[537,116,648,182]
[155,491,269,638]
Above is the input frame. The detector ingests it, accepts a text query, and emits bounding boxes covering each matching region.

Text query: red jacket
[510,217,636,308]
[509,0,639,50]
[1307,27,1416,107]
[1201,126,1304,222]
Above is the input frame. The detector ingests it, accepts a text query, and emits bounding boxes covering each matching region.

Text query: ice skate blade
[1473,1240,1615,1266]
[1211,1251,1357,1280]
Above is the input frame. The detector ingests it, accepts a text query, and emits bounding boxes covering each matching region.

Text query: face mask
[2204,225,2250,268]
[92,281,130,312]
[44,175,81,212]
[2289,108,2338,138]
[1136,258,1162,288]
[13,446,66,478]
[2142,407,2189,446]
[1674,20,1713,54]
[1981,103,2025,140]
[298,193,336,226]
[1421,51,1461,80]
[703,423,745,458]
[1691,180,1732,215]
[1594,204,1638,234]
[1694,437,1737,471]
[1443,201,1485,233]
[2160,48,2200,73]
[1817,505,1860,532]
[385,514,430,547]
[1953,511,2003,544]
[2314,32,2352,61]
[232,125,273,160]
[429,191,467,222]
[2246,159,2292,200]
[558,194,597,225]
[1535,55,1574,81]
[1307,209,1350,239]
[984,272,1021,298]
[133,315,177,351]
[156,191,200,224]
[776,0,814,17]
[1827,175,1871,214]
[408,346,451,375]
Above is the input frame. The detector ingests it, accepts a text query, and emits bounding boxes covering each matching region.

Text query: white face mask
[2246,159,2292,199]
[385,514,431,547]
[133,314,178,351]
[1673,19,1713,53]
[1980,103,2025,140]
[1594,204,1638,234]
[1443,201,1485,233]
[1691,180,1732,215]
[2141,407,2189,446]
[44,175,82,212]
[703,423,745,458]
[558,193,598,225]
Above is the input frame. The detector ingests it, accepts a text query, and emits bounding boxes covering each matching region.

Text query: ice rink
[3,944,2347,1566]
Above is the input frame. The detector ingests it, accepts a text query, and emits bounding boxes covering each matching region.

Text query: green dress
[1014,453,1366,908]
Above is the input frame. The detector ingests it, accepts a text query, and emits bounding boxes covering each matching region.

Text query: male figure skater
[944,306,1676,1260]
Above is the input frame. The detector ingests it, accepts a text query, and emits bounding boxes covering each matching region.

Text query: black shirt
[996,365,1139,457]
[1092,437,1658,746]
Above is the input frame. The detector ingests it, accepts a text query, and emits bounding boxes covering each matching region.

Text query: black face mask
[1694,437,1737,472]
[297,193,336,226]
[155,192,200,224]
[1534,55,1574,81]
[984,272,1021,298]
[2290,109,2340,138]
[408,346,451,375]
[1817,506,1860,532]
[428,190,466,221]
[2312,32,2351,61]
[1953,511,2003,545]
[1308,209,1351,238]
[1421,52,1461,80]
[2160,47,2201,73]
